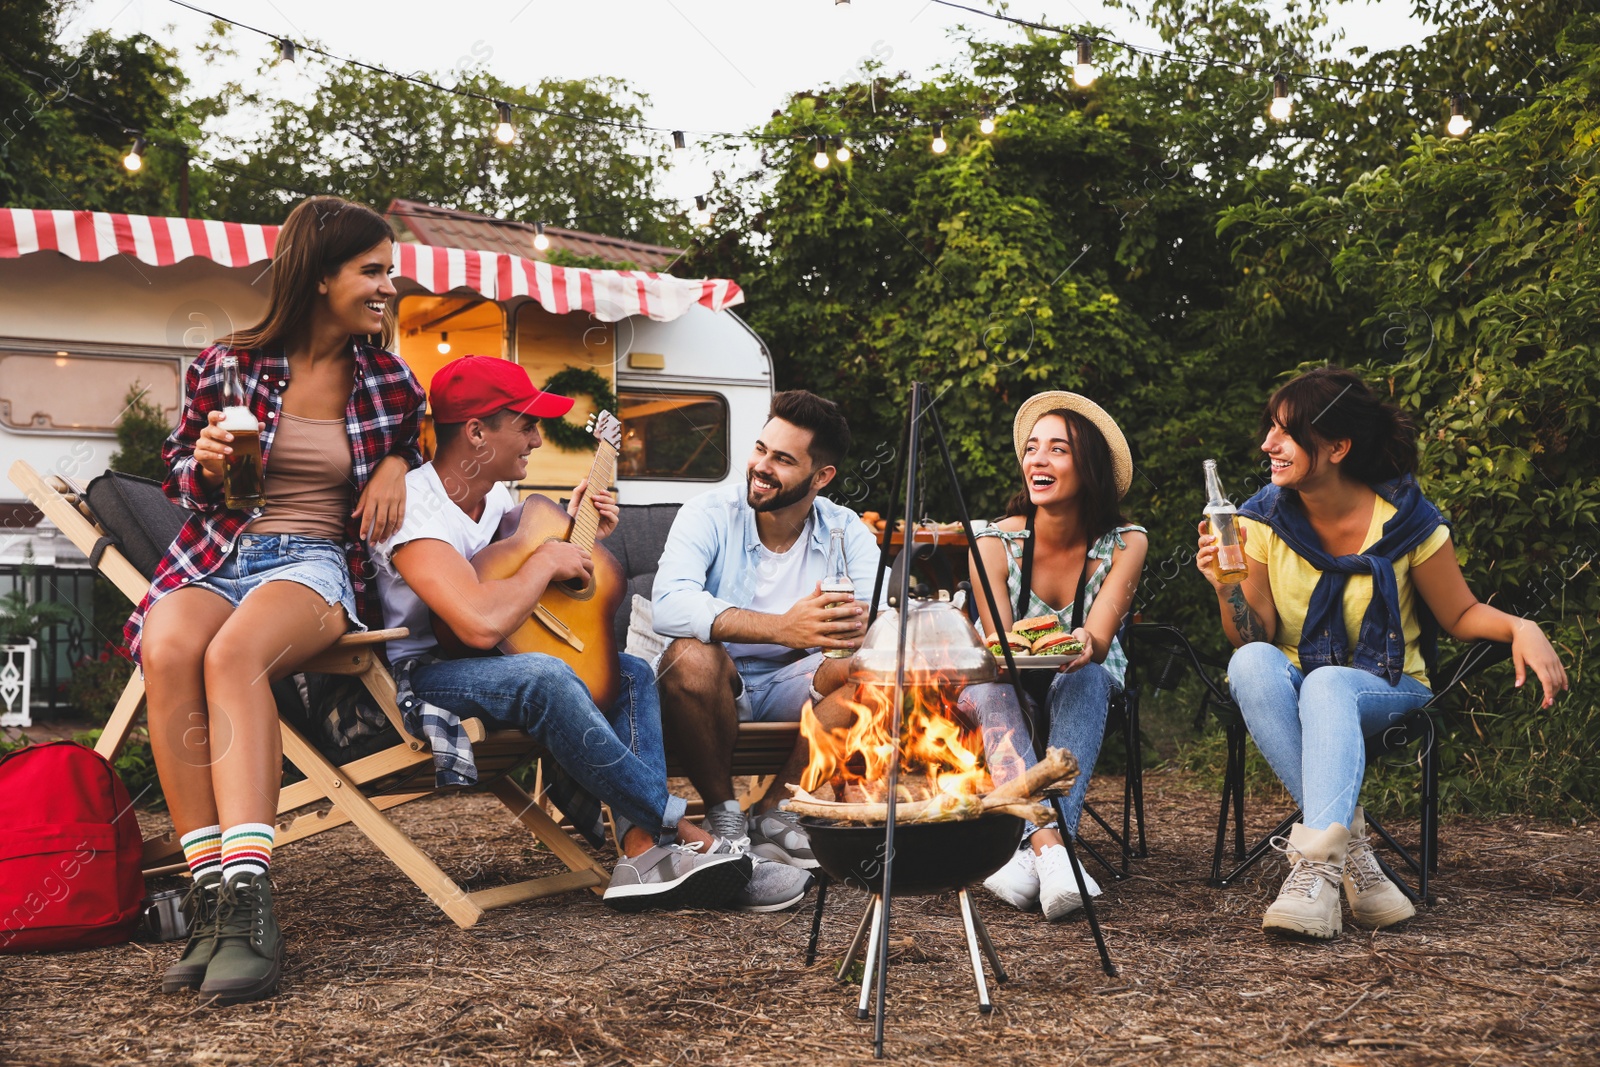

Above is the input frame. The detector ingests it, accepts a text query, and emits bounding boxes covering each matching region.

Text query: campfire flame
[801,672,1002,805]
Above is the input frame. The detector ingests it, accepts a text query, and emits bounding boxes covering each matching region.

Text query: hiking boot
[603,840,751,912]
[983,846,1039,911]
[160,872,222,993]
[746,809,819,870]
[1035,843,1103,922]
[1262,823,1348,941]
[712,836,814,912]
[199,873,284,1005]
[1343,807,1417,929]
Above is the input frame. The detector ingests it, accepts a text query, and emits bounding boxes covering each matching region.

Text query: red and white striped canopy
[0,207,743,323]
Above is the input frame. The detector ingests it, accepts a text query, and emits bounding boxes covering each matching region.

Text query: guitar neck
[570,442,618,552]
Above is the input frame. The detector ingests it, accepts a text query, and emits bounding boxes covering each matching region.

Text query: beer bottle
[219,355,265,510]
[1203,459,1248,585]
[821,527,855,658]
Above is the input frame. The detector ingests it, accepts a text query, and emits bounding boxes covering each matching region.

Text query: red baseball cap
[428,355,575,423]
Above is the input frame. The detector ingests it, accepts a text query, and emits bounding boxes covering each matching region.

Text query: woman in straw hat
[1197,367,1566,941]
[962,392,1147,921]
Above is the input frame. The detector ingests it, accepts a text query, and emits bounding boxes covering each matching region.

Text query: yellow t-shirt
[1238,499,1451,687]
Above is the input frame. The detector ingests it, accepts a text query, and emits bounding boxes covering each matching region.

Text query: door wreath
[539,367,618,452]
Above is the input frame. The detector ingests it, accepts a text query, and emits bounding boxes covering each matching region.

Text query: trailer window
[0,352,179,432]
[616,390,729,482]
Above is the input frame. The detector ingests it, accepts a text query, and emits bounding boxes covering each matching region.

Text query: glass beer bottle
[1203,459,1248,585]
[219,355,265,510]
[821,527,855,658]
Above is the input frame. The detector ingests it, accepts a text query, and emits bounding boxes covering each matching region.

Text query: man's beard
[747,469,811,513]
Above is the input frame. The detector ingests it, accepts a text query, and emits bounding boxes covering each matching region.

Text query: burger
[1011,615,1064,645]
[985,631,1032,657]
[1030,630,1085,656]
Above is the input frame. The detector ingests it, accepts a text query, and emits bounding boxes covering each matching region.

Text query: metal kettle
[848,590,998,686]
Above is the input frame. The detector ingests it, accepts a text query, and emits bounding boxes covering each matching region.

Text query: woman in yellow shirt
[1195,367,1566,941]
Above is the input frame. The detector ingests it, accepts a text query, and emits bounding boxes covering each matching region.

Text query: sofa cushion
[608,503,683,649]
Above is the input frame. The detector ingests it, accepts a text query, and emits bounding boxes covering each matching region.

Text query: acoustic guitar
[432,411,626,709]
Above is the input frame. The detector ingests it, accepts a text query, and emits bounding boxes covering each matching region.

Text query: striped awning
[0,207,742,323]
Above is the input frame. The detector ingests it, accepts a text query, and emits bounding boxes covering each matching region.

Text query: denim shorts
[192,534,364,631]
[733,650,826,723]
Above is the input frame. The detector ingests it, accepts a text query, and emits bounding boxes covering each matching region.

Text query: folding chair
[9,460,611,928]
[1127,622,1510,904]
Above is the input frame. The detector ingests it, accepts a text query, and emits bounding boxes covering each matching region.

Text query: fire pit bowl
[800,813,1025,895]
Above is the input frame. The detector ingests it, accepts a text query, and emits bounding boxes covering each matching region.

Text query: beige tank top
[246,413,353,540]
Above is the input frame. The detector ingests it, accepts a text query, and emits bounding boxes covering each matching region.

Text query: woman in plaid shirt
[128,197,425,1005]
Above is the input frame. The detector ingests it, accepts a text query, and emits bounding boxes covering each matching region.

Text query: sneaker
[983,847,1039,911]
[161,872,222,993]
[705,803,748,843]
[1343,807,1416,929]
[1035,844,1102,922]
[746,809,820,870]
[603,840,751,912]
[713,837,815,912]
[198,873,284,1005]
[1262,822,1348,941]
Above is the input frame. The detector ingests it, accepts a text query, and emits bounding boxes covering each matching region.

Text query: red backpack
[0,741,146,952]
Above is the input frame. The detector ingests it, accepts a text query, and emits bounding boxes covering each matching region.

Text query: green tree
[206,55,687,245]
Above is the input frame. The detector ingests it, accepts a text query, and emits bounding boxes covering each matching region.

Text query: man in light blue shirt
[653,390,880,869]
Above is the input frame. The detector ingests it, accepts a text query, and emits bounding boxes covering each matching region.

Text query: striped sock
[180,824,223,881]
[220,823,276,884]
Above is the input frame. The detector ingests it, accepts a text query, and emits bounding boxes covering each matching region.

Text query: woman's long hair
[1004,407,1127,543]
[1264,367,1418,485]
[223,196,395,354]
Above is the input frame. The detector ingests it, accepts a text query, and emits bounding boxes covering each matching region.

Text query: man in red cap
[369,356,751,910]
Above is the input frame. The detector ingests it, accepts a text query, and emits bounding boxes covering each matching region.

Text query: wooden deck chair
[8,460,611,928]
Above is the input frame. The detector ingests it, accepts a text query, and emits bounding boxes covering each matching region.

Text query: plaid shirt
[124,341,425,661]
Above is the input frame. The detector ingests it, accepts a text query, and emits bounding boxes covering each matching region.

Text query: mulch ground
[3,769,1597,1067]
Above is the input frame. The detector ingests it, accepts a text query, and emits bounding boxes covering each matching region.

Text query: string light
[1072,37,1097,88]
[812,137,830,169]
[1269,74,1292,121]
[979,109,995,135]
[1447,93,1472,137]
[277,38,295,63]
[692,195,712,227]
[494,102,515,144]
[930,122,947,154]
[533,221,550,251]
[436,331,450,355]
[122,136,145,172]
[833,135,851,163]
[672,130,687,152]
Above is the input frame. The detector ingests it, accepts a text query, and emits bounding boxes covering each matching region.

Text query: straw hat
[1012,391,1133,499]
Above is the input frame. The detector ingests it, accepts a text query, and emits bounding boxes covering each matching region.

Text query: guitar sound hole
[558,574,591,597]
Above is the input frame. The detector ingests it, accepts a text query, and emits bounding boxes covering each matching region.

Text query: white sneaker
[983,846,1039,910]
[1035,844,1102,922]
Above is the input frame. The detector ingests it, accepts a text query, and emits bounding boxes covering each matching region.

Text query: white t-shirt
[371,463,518,661]
[723,519,815,662]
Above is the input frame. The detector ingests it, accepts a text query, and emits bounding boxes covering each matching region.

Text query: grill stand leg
[856,895,885,1019]
[837,889,875,983]
[806,876,831,967]
[956,889,995,1013]
[1058,800,1118,978]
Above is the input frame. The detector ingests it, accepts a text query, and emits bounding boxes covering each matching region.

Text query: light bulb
[1447,95,1472,137]
[533,221,550,252]
[1269,75,1292,121]
[930,122,947,154]
[812,138,830,169]
[278,38,296,63]
[494,102,515,144]
[123,136,146,172]
[1073,38,1096,88]
[672,130,687,152]
[437,332,451,355]
[834,136,850,163]
[979,111,995,135]
[692,195,712,227]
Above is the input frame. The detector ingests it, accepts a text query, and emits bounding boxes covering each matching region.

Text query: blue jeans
[1227,642,1432,832]
[408,652,687,839]
[960,663,1115,836]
